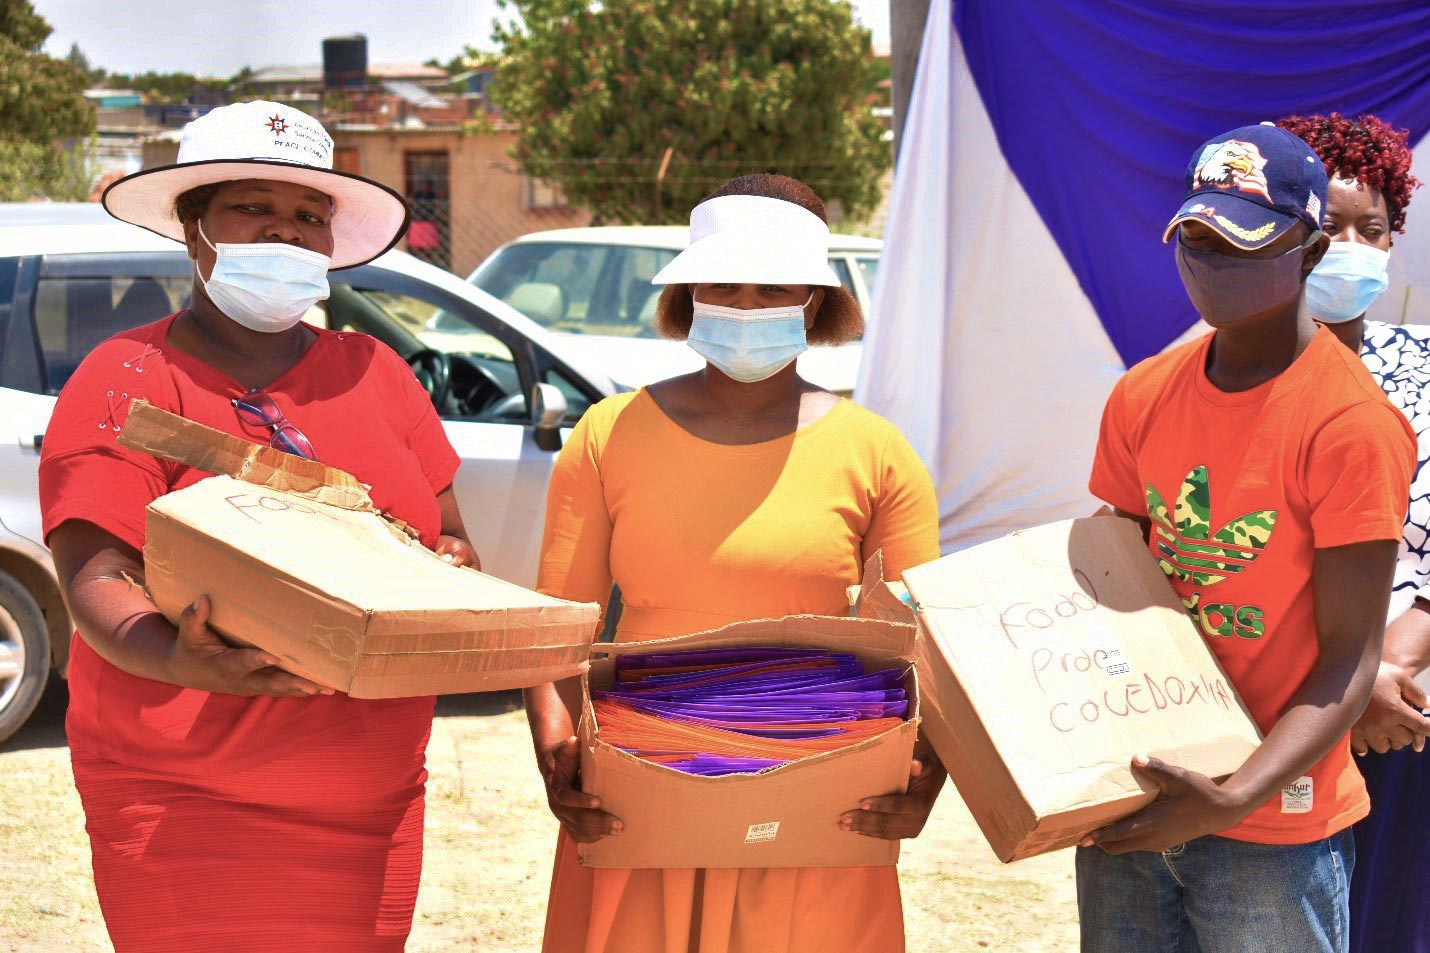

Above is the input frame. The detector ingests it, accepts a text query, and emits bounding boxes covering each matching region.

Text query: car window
[334,286,530,424]
[855,256,878,302]
[473,242,675,338]
[33,275,190,393]
[0,257,16,315]
[588,246,674,337]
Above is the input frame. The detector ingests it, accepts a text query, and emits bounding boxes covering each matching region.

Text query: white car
[462,226,882,395]
[0,203,619,743]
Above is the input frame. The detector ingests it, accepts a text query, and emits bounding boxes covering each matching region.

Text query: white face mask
[687,295,812,383]
[195,223,331,333]
[1303,241,1391,324]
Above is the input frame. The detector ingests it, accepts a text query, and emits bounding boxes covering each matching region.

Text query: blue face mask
[687,295,811,383]
[1303,241,1390,324]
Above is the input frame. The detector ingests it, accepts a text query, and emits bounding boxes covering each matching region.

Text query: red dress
[39,314,461,952]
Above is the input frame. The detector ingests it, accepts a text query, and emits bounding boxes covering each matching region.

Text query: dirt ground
[0,682,1078,952]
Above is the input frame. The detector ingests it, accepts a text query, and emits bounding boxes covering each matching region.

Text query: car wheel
[0,570,50,746]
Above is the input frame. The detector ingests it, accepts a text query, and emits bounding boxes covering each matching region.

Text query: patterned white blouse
[1361,320,1430,625]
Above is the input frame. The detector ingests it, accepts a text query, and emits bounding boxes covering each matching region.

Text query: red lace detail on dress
[122,344,162,374]
[99,390,131,432]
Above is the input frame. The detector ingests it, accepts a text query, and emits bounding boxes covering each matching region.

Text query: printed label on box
[1087,624,1132,678]
[745,822,780,844]
[1281,777,1313,814]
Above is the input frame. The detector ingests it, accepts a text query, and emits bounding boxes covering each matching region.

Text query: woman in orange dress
[524,173,945,953]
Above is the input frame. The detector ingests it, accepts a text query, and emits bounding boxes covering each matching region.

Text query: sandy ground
[0,682,1078,952]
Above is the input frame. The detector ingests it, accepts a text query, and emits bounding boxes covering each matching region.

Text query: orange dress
[536,389,940,953]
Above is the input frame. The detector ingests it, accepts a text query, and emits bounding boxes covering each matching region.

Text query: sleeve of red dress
[38,338,173,552]
[380,340,461,494]
[863,427,942,579]
[537,406,614,616]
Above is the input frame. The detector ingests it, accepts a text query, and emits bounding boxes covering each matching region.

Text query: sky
[36,0,891,78]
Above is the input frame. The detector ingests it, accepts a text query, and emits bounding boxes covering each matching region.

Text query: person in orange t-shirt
[1080,123,1415,953]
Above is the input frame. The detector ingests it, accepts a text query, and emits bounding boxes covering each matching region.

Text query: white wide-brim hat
[102,100,409,269]
[652,194,842,287]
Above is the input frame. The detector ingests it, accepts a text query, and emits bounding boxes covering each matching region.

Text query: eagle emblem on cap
[1193,139,1271,201]
[265,114,289,135]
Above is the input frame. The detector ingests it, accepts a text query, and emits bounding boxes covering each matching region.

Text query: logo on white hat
[265,114,289,136]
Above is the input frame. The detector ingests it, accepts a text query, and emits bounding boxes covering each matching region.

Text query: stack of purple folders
[593,646,910,777]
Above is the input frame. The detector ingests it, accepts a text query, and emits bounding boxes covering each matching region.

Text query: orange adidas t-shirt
[1090,327,1415,844]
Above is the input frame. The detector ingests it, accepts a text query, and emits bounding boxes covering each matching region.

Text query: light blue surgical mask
[1304,241,1390,324]
[687,295,812,383]
[196,223,332,333]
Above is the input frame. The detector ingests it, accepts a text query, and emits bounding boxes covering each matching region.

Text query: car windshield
[469,241,676,338]
[354,289,511,361]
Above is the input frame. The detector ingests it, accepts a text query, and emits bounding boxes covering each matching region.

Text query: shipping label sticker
[1281,777,1313,814]
[745,822,780,844]
[1087,624,1132,678]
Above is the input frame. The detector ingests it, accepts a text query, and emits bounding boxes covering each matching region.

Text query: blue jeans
[1076,831,1355,953]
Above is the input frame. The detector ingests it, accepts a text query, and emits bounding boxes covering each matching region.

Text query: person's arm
[385,337,474,570]
[1351,598,1430,756]
[1386,596,1430,673]
[843,428,948,840]
[50,520,329,696]
[525,676,622,841]
[522,407,623,841]
[433,486,480,569]
[1087,540,1396,853]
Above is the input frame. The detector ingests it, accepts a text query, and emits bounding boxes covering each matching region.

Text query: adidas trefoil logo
[1146,465,1277,639]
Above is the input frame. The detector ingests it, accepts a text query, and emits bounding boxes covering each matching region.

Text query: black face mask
[1175,231,1321,324]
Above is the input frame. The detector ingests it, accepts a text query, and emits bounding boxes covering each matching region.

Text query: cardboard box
[902,516,1262,862]
[118,400,601,698]
[577,615,920,869]
[851,551,916,625]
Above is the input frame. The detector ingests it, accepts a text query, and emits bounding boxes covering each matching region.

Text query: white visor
[652,194,842,287]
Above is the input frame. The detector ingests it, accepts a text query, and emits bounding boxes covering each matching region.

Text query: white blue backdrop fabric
[859,0,1430,553]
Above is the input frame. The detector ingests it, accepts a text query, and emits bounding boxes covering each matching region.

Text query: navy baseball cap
[1163,122,1328,250]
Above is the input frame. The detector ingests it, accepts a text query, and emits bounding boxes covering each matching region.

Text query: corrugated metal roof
[381,80,449,109]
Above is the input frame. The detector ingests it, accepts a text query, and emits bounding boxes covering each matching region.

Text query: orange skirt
[541,829,906,953]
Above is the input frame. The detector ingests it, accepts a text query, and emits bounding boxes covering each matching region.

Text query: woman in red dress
[40,100,477,951]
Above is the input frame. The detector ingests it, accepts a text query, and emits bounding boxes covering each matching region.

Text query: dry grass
[0,684,1077,952]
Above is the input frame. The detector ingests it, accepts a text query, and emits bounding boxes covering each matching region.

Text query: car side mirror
[533,383,568,452]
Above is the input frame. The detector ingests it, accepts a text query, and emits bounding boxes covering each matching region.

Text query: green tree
[0,0,95,200]
[489,0,891,224]
[66,41,100,83]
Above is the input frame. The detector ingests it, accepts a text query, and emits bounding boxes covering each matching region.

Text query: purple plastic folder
[601,646,910,776]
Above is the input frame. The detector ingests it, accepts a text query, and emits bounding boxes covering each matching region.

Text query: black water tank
[323,35,367,89]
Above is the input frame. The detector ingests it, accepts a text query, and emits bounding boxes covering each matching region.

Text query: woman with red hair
[1279,111,1428,953]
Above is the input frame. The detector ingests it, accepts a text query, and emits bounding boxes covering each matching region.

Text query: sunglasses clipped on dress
[232,391,316,460]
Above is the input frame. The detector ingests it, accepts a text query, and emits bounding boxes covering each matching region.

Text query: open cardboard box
[577,615,920,869]
[579,516,1262,868]
[118,400,602,698]
[896,516,1263,862]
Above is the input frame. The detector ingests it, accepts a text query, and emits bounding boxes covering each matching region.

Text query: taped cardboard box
[118,400,601,697]
[902,516,1262,862]
[577,615,920,869]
